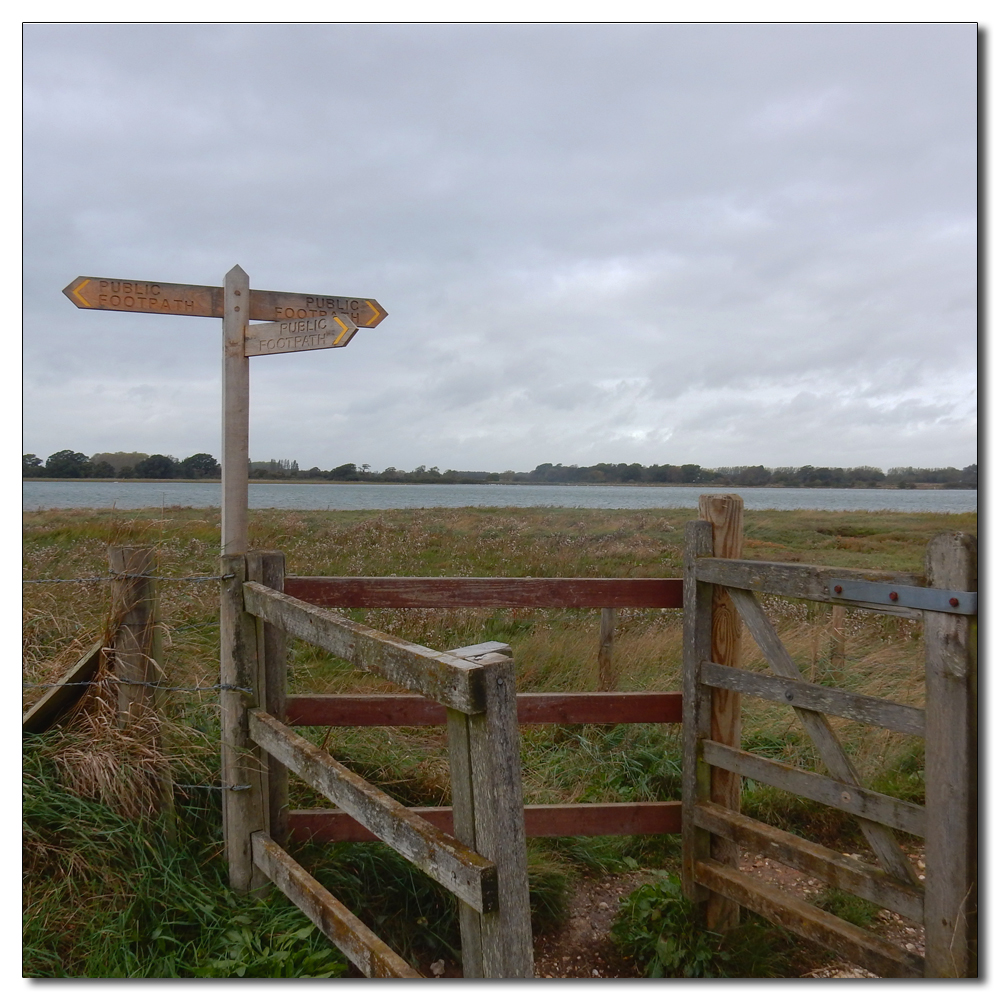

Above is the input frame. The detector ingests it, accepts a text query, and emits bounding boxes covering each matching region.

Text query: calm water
[22,481,978,514]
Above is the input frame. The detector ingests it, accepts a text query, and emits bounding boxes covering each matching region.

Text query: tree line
[23,451,977,489]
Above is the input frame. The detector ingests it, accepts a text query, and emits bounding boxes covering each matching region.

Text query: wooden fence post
[248,550,288,847]
[682,518,714,906]
[108,546,158,727]
[221,553,269,893]
[447,653,533,978]
[597,608,617,691]
[698,494,744,931]
[923,531,977,977]
[108,545,173,825]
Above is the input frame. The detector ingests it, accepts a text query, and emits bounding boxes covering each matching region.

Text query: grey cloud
[23,23,976,471]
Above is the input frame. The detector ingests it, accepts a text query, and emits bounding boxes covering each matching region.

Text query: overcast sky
[23,22,977,473]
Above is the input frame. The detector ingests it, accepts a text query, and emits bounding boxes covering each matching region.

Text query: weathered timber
[22,639,103,734]
[725,587,918,885]
[288,801,682,842]
[447,653,534,978]
[63,276,387,328]
[699,495,743,931]
[692,803,924,923]
[700,660,924,736]
[284,691,683,727]
[446,641,513,659]
[283,576,684,608]
[108,546,159,727]
[221,265,250,556]
[694,859,924,978]
[248,708,497,913]
[702,740,925,837]
[830,603,847,674]
[243,582,486,714]
[247,551,288,846]
[923,531,978,977]
[681,520,714,904]
[250,832,420,978]
[598,608,617,690]
[695,558,923,605]
[220,554,269,892]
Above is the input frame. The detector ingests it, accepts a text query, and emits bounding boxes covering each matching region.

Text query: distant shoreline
[23,478,976,491]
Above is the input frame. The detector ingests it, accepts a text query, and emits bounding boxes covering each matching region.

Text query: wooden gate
[220,551,533,978]
[681,497,977,978]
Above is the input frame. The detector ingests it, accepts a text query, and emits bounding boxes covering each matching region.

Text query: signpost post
[64,266,385,892]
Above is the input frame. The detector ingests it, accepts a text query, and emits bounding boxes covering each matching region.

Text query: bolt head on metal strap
[829,579,977,615]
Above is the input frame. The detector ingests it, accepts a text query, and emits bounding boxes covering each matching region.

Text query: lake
[22,481,978,514]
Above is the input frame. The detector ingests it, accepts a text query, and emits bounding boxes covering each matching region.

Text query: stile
[699,494,744,931]
[923,531,978,977]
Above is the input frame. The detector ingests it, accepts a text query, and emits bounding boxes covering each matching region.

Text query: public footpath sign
[64,265,385,555]
[63,276,387,328]
[244,314,357,356]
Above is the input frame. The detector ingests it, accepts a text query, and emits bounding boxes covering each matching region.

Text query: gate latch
[828,580,977,615]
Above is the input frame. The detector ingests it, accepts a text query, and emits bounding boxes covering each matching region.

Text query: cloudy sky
[23,22,977,473]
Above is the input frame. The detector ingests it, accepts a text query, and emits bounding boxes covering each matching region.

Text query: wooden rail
[249,708,499,912]
[285,691,682,727]
[243,582,489,714]
[288,801,682,842]
[284,576,683,609]
[251,832,422,978]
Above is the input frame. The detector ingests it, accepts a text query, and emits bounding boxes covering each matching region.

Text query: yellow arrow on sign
[69,278,92,307]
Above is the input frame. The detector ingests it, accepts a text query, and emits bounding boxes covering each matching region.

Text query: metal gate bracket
[828,580,977,615]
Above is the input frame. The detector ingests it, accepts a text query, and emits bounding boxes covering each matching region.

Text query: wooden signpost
[63,266,386,555]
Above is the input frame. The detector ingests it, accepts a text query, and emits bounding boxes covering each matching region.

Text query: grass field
[22,504,975,976]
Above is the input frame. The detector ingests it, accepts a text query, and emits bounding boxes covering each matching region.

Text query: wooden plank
[250,832,421,978]
[699,494,744,931]
[22,639,103,734]
[700,661,925,737]
[244,314,357,357]
[220,554,269,893]
[725,587,919,886]
[692,803,924,923]
[597,608,617,690]
[284,691,683,727]
[681,519,715,904]
[243,582,486,714]
[289,802,682,842]
[694,859,924,978]
[284,576,684,609]
[248,708,497,913]
[447,653,534,978]
[221,265,249,557]
[695,558,922,605]
[248,551,288,847]
[923,531,978,977]
[62,276,387,328]
[702,741,926,837]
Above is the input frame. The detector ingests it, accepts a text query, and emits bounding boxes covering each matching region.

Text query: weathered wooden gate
[220,551,533,978]
[681,495,977,978]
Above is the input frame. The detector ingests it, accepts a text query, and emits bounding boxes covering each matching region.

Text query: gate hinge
[828,580,977,615]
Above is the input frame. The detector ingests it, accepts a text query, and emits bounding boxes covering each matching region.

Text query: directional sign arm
[244,315,358,357]
[62,277,387,328]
